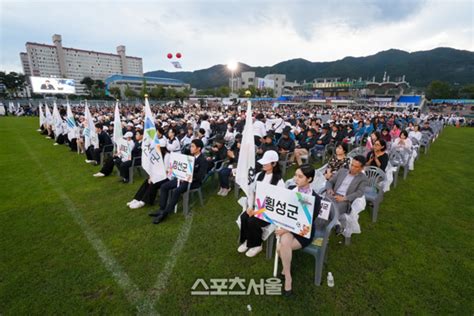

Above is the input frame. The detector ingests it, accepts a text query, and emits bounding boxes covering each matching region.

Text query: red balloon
[167,53,173,59]
[176,52,182,59]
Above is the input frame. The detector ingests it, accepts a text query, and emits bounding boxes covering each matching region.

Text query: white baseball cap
[124,132,133,138]
[257,150,279,165]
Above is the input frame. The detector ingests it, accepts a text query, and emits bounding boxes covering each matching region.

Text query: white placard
[255,182,315,239]
[318,200,331,221]
[168,152,195,183]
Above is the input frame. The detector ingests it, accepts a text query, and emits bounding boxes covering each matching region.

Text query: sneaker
[130,201,145,209]
[221,189,230,197]
[126,199,138,206]
[217,188,224,196]
[85,159,94,164]
[93,172,105,177]
[245,246,263,257]
[237,241,248,253]
[53,143,59,146]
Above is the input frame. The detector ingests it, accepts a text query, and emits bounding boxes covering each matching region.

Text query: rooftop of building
[105,74,185,85]
[25,42,142,60]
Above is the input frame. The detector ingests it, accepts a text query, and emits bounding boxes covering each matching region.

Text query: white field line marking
[19,137,157,315]
[146,213,193,305]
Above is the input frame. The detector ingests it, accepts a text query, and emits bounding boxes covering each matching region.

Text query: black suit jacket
[98,131,112,148]
[192,154,208,185]
[317,133,331,145]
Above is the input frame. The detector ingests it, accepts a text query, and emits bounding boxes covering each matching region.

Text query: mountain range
[145,47,474,89]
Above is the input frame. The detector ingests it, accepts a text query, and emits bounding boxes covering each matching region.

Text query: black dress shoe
[152,213,167,225]
[283,289,293,297]
[148,210,163,217]
[335,224,344,235]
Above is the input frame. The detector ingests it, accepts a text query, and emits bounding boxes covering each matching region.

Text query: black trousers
[56,134,65,144]
[119,160,133,180]
[158,178,201,215]
[239,212,270,248]
[86,146,102,164]
[100,156,118,176]
[68,138,77,152]
[134,178,169,205]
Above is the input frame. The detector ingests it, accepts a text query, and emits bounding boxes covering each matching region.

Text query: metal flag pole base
[273,231,280,278]
[174,179,180,213]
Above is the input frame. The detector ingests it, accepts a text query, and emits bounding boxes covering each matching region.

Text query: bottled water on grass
[327,272,334,287]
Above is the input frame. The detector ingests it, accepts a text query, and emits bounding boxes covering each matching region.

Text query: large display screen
[31,76,76,94]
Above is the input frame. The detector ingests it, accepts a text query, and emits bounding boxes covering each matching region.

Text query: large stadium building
[20,34,143,95]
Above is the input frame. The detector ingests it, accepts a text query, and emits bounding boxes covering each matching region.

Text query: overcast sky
[1,0,473,74]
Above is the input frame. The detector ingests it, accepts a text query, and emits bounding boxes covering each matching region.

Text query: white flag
[113,101,123,145]
[44,103,53,126]
[142,96,167,183]
[39,104,45,127]
[235,100,256,198]
[9,102,15,114]
[52,102,63,138]
[84,103,99,149]
[66,102,77,141]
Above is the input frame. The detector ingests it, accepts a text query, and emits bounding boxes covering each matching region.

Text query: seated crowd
[38,100,444,296]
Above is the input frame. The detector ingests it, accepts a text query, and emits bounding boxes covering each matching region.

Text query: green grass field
[1,117,473,315]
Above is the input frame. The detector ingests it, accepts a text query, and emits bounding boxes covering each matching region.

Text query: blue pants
[218,167,232,189]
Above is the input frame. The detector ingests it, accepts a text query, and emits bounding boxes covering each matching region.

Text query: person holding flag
[141,95,167,183]
[235,101,256,199]
[127,143,172,209]
[66,102,78,151]
[113,100,123,146]
[52,102,63,144]
[235,101,284,257]
[149,139,208,225]
[85,122,113,165]
[84,103,111,164]
[93,130,141,182]
[44,103,53,138]
[38,104,46,132]
[237,150,284,257]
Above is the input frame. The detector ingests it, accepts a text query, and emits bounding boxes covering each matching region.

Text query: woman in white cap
[238,150,284,257]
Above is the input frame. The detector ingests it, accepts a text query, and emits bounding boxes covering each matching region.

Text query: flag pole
[273,230,280,277]
[174,179,180,213]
